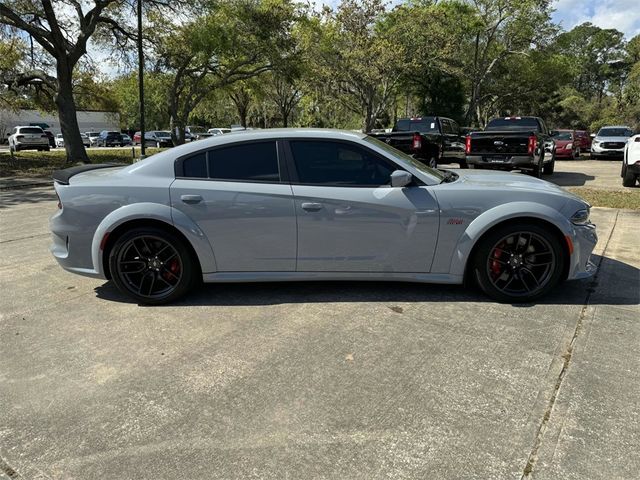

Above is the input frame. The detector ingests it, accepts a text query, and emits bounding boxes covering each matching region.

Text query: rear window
[19,127,44,134]
[394,118,439,133]
[209,142,279,182]
[486,118,541,131]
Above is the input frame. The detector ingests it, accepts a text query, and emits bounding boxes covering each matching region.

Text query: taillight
[412,133,422,150]
[465,135,471,154]
[528,135,537,155]
[55,191,62,209]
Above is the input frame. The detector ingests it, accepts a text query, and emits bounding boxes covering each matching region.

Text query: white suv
[622,134,640,187]
[8,126,50,152]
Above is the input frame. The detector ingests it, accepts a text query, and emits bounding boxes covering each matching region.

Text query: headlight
[571,208,590,225]
[565,143,573,149]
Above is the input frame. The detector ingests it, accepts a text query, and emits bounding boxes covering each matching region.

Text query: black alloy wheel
[473,223,564,303]
[109,227,196,304]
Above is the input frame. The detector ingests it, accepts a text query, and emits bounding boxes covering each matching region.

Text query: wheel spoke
[161,267,180,282]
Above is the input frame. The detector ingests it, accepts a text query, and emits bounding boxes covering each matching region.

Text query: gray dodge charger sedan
[50,129,597,304]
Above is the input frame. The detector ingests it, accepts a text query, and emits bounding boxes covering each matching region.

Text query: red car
[574,130,592,153]
[133,131,141,145]
[551,129,581,159]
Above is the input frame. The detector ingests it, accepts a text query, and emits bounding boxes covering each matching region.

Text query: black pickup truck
[368,116,467,168]
[465,116,556,177]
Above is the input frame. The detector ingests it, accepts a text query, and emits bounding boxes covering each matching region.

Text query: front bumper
[566,222,598,281]
[555,149,575,158]
[591,144,624,157]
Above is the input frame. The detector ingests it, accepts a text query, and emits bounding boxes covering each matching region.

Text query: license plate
[486,157,506,163]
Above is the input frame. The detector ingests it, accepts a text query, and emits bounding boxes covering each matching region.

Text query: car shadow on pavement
[548,171,596,187]
[94,255,639,308]
[0,186,56,209]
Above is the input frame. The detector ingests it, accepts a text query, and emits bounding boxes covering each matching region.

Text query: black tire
[459,159,469,169]
[531,161,542,178]
[543,159,555,175]
[622,167,637,187]
[109,227,197,305]
[472,222,565,303]
[426,154,437,169]
[44,146,50,152]
[575,148,580,159]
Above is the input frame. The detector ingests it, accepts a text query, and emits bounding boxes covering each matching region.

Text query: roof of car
[164,128,367,157]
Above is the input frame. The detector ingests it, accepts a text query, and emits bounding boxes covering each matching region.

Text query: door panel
[171,179,296,271]
[293,185,439,272]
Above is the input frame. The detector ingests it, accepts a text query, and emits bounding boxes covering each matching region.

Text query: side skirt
[202,271,464,285]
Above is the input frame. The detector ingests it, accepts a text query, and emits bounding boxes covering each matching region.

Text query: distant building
[0,108,120,142]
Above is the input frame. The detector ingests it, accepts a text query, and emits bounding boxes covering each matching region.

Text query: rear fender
[449,201,572,276]
[91,203,216,276]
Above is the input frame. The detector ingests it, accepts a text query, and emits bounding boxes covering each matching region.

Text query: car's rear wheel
[543,158,555,175]
[472,223,564,303]
[109,227,196,305]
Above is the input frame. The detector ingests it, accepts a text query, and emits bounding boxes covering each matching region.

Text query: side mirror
[390,170,412,187]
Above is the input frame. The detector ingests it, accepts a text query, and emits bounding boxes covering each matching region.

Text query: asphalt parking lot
[1,171,639,479]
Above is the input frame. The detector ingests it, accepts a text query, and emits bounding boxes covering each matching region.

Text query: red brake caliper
[163,259,180,281]
[491,243,504,278]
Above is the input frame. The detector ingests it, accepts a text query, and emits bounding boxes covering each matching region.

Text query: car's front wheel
[109,227,197,305]
[622,166,637,187]
[472,223,564,303]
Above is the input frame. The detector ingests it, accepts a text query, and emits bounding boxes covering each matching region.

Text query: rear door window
[208,141,279,182]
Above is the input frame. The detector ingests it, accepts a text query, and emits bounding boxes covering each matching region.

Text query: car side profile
[50,129,597,305]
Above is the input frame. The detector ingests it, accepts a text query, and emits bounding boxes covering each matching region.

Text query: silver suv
[591,126,634,159]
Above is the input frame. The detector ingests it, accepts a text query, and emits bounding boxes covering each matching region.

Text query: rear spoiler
[52,163,124,185]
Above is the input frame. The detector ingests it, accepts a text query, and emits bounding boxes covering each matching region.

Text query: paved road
[0,187,638,479]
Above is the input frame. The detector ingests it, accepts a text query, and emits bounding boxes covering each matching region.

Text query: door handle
[180,194,203,204]
[301,202,323,212]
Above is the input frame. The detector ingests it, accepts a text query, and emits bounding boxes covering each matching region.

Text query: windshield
[597,128,633,137]
[364,136,445,181]
[19,127,43,134]
[486,118,540,131]
[551,131,572,140]
[393,118,439,133]
[154,131,172,138]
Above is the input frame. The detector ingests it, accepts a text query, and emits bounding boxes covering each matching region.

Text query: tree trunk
[281,106,288,128]
[56,65,89,164]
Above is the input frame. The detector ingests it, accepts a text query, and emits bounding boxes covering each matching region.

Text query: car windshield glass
[394,118,438,133]
[20,127,43,134]
[598,128,632,137]
[155,132,171,138]
[552,132,572,140]
[485,118,540,130]
[364,136,445,181]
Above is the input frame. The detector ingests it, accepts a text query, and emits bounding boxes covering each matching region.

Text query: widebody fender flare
[449,201,573,277]
[90,202,217,276]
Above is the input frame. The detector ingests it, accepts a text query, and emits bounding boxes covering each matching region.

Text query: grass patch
[0,148,164,178]
[567,187,640,210]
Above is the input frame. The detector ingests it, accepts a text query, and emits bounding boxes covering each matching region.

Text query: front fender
[91,202,217,277]
[449,201,572,277]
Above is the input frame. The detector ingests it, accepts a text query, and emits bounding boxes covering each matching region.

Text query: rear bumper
[14,140,49,150]
[466,155,536,169]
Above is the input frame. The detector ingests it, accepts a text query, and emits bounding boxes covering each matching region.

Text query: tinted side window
[209,141,279,182]
[441,119,453,134]
[290,141,395,186]
[182,152,207,178]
